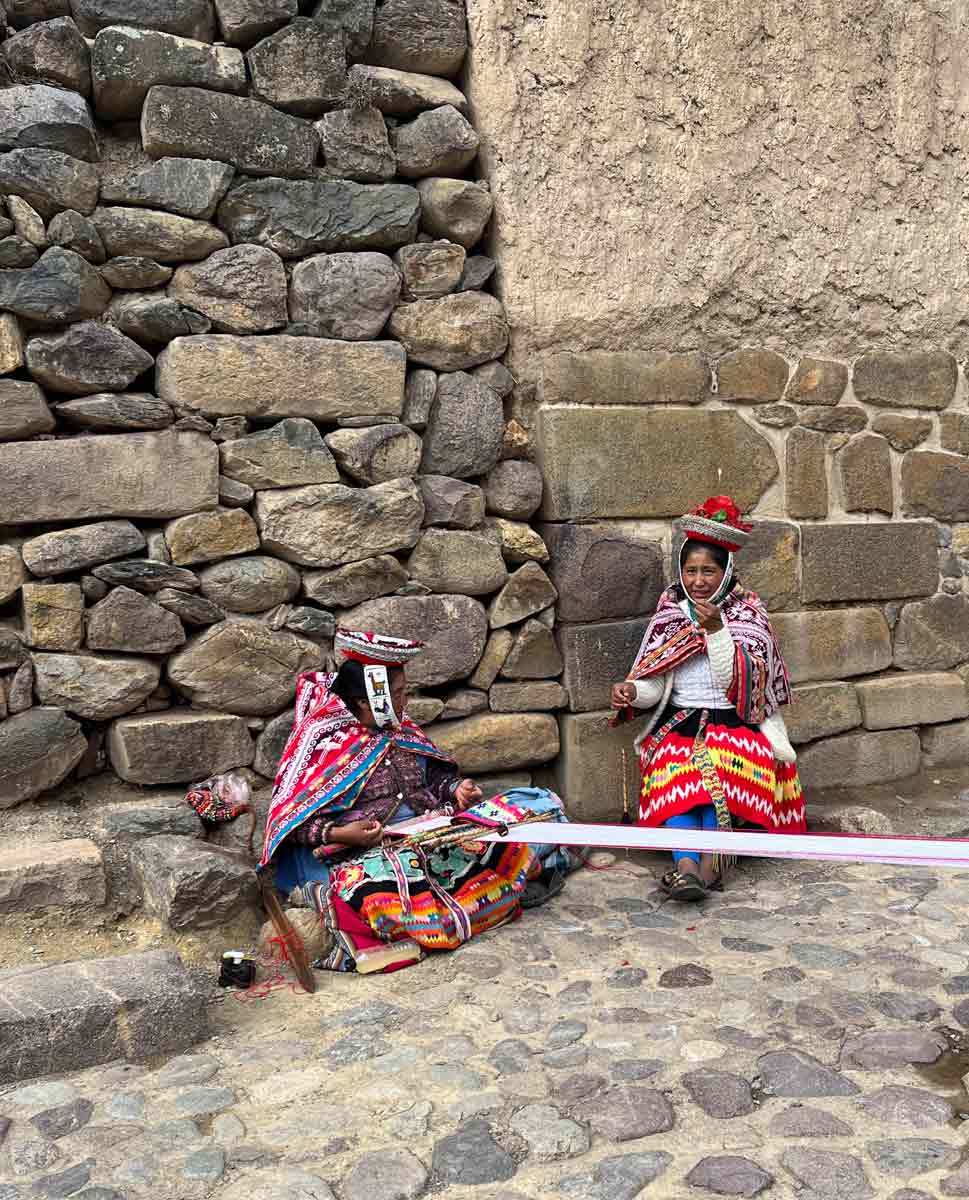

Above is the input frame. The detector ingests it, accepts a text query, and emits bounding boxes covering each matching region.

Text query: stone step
[0,838,106,913]
[0,949,207,1083]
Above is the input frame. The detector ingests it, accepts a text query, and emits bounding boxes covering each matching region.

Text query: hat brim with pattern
[681,512,750,553]
[334,629,424,667]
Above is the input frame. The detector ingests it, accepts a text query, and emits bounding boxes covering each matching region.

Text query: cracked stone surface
[4,854,969,1198]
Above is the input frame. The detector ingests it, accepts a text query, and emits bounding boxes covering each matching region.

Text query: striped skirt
[638,711,806,833]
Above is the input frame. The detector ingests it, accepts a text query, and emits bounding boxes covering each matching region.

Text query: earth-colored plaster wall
[466,0,969,375]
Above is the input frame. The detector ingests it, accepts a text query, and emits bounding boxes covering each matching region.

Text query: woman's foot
[660,868,707,902]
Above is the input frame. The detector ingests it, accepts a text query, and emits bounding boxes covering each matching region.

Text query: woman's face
[681,546,726,602]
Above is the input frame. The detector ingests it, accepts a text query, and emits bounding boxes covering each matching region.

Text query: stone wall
[531,348,969,817]
[0,0,564,813]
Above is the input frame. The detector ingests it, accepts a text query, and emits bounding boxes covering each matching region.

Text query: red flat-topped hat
[334,628,424,667]
[681,495,753,553]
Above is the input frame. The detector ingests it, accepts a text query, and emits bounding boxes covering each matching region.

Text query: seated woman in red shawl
[611,497,805,902]
[262,629,571,973]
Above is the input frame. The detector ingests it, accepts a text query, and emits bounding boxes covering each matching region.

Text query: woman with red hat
[611,497,805,901]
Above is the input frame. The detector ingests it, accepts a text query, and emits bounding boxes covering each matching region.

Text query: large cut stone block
[786,683,862,745]
[341,594,488,687]
[853,350,957,410]
[541,350,709,406]
[156,335,405,420]
[902,451,969,522]
[857,672,969,731]
[34,652,161,720]
[536,407,777,520]
[132,836,259,929]
[555,710,641,822]
[92,26,246,120]
[141,85,319,178]
[0,948,207,1083]
[893,594,969,671]
[786,427,827,520]
[800,522,937,603]
[559,618,649,713]
[921,720,969,768]
[839,433,893,514]
[542,523,664,624]
[217,176,420,257]
[772,609,893,683]
[429,712,559,773]
[22,581,83,650]
[797,729,921,790]
[256,478,422,568]
[108,710,254,784]
[0,430,217,524]
[0,706,87,809]
[0,839,105,914]
[737,520,800,611]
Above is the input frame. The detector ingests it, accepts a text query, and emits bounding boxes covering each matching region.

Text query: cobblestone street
[5,848,969,1200]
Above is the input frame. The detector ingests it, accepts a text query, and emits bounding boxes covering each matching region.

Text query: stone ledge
[0,949,207,1083]
[771,609,893,684]
[800,522,938,604]
[797,729,921,790]
[0,838,105,913]
[856,672,969,731]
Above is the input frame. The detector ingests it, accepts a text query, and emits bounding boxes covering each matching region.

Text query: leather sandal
[660,869,707,902]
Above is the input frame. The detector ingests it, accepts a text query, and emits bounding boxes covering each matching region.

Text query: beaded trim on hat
[681,512,750,553]
[334,629,424,667]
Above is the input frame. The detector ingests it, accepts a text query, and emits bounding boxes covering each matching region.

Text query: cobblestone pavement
[4,851,969,1200]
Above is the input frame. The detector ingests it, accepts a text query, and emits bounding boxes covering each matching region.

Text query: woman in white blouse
[611,497,804,901]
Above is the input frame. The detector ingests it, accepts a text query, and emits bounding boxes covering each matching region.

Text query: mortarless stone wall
[0,0,563,821]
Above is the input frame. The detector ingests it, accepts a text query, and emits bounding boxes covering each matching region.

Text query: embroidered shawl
[617,584,792,727]
[261,671,454,867]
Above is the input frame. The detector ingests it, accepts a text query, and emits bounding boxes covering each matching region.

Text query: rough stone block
[219,418,338,489]
[941,412,969,456]
[717,348,789,403]
[91,205,227,263]
[247,17,345,116]
[420,370,504,479]
[22,519,145,576]
[416,177,492,248]
[857,672,969,731]
[91,26,246,120]
[215,0,296,45]
[871,414,932,452]
[100,136,233,221]
[902,451,969,522]
[799,405,867,434]
[141,85,319,179]
[555,710,640,822]
[290,250,401,339]
[70,0,215,39]
[22,582,83,650]
[797,729,921,790]
[132,835,259,929]
[0,430,217,524]
[488,562,557,629]
[484,460,543,520]
[0,246,110,323]
[490,681,567,712]
[108,710,254,784]
[772,609,893,683]
[33,652,161,719]
[786,683,862,745]
[541,350,709,406]
[197,557,299,613]
[734,519,799,612]
[336,596,483,690]
[406,528,507,596]
[0,83,98,161]
[536,407,778,520]
[0,706,87,809]
[484,518,548,565]
[559,618,649,713]
[302,555,406,607]
[429,712,559,773]
[0,839,105,913]
[1,17,92,96]
[541,523,664,624]
[156,335,405,421]
[839,433,894,514]
[326,424,422,485]
[27,320,153,393]
[366,0,467,76]
[800,522,937,603]
[392,104,479,179]
[419,474,485,529]
[0,379,54,440]
[0,312,24,375]
[167,621,322,715]
[854,350,957,410]
[786,357,848,406]
[349,64,468,117]
[0,547,28,605]
[786,427,827,520]
[0,948,207,1083]
[165,508,260,566]
[501,618,562,679]
[921,720,969,768]
[389,291,508,372]
[395,238,465,299]
[218,176,420,257]
[893,594,969,671]
[0,148,99,220]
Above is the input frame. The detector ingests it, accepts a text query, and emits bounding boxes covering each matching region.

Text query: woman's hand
[454,779,482,810]
[331,819,383,848]
[611,681,637,708]
[693,599,723,632]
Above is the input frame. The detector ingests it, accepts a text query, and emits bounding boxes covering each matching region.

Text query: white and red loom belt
[386,815,969,870]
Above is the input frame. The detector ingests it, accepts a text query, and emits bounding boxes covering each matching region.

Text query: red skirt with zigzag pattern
[638,720,806,833]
